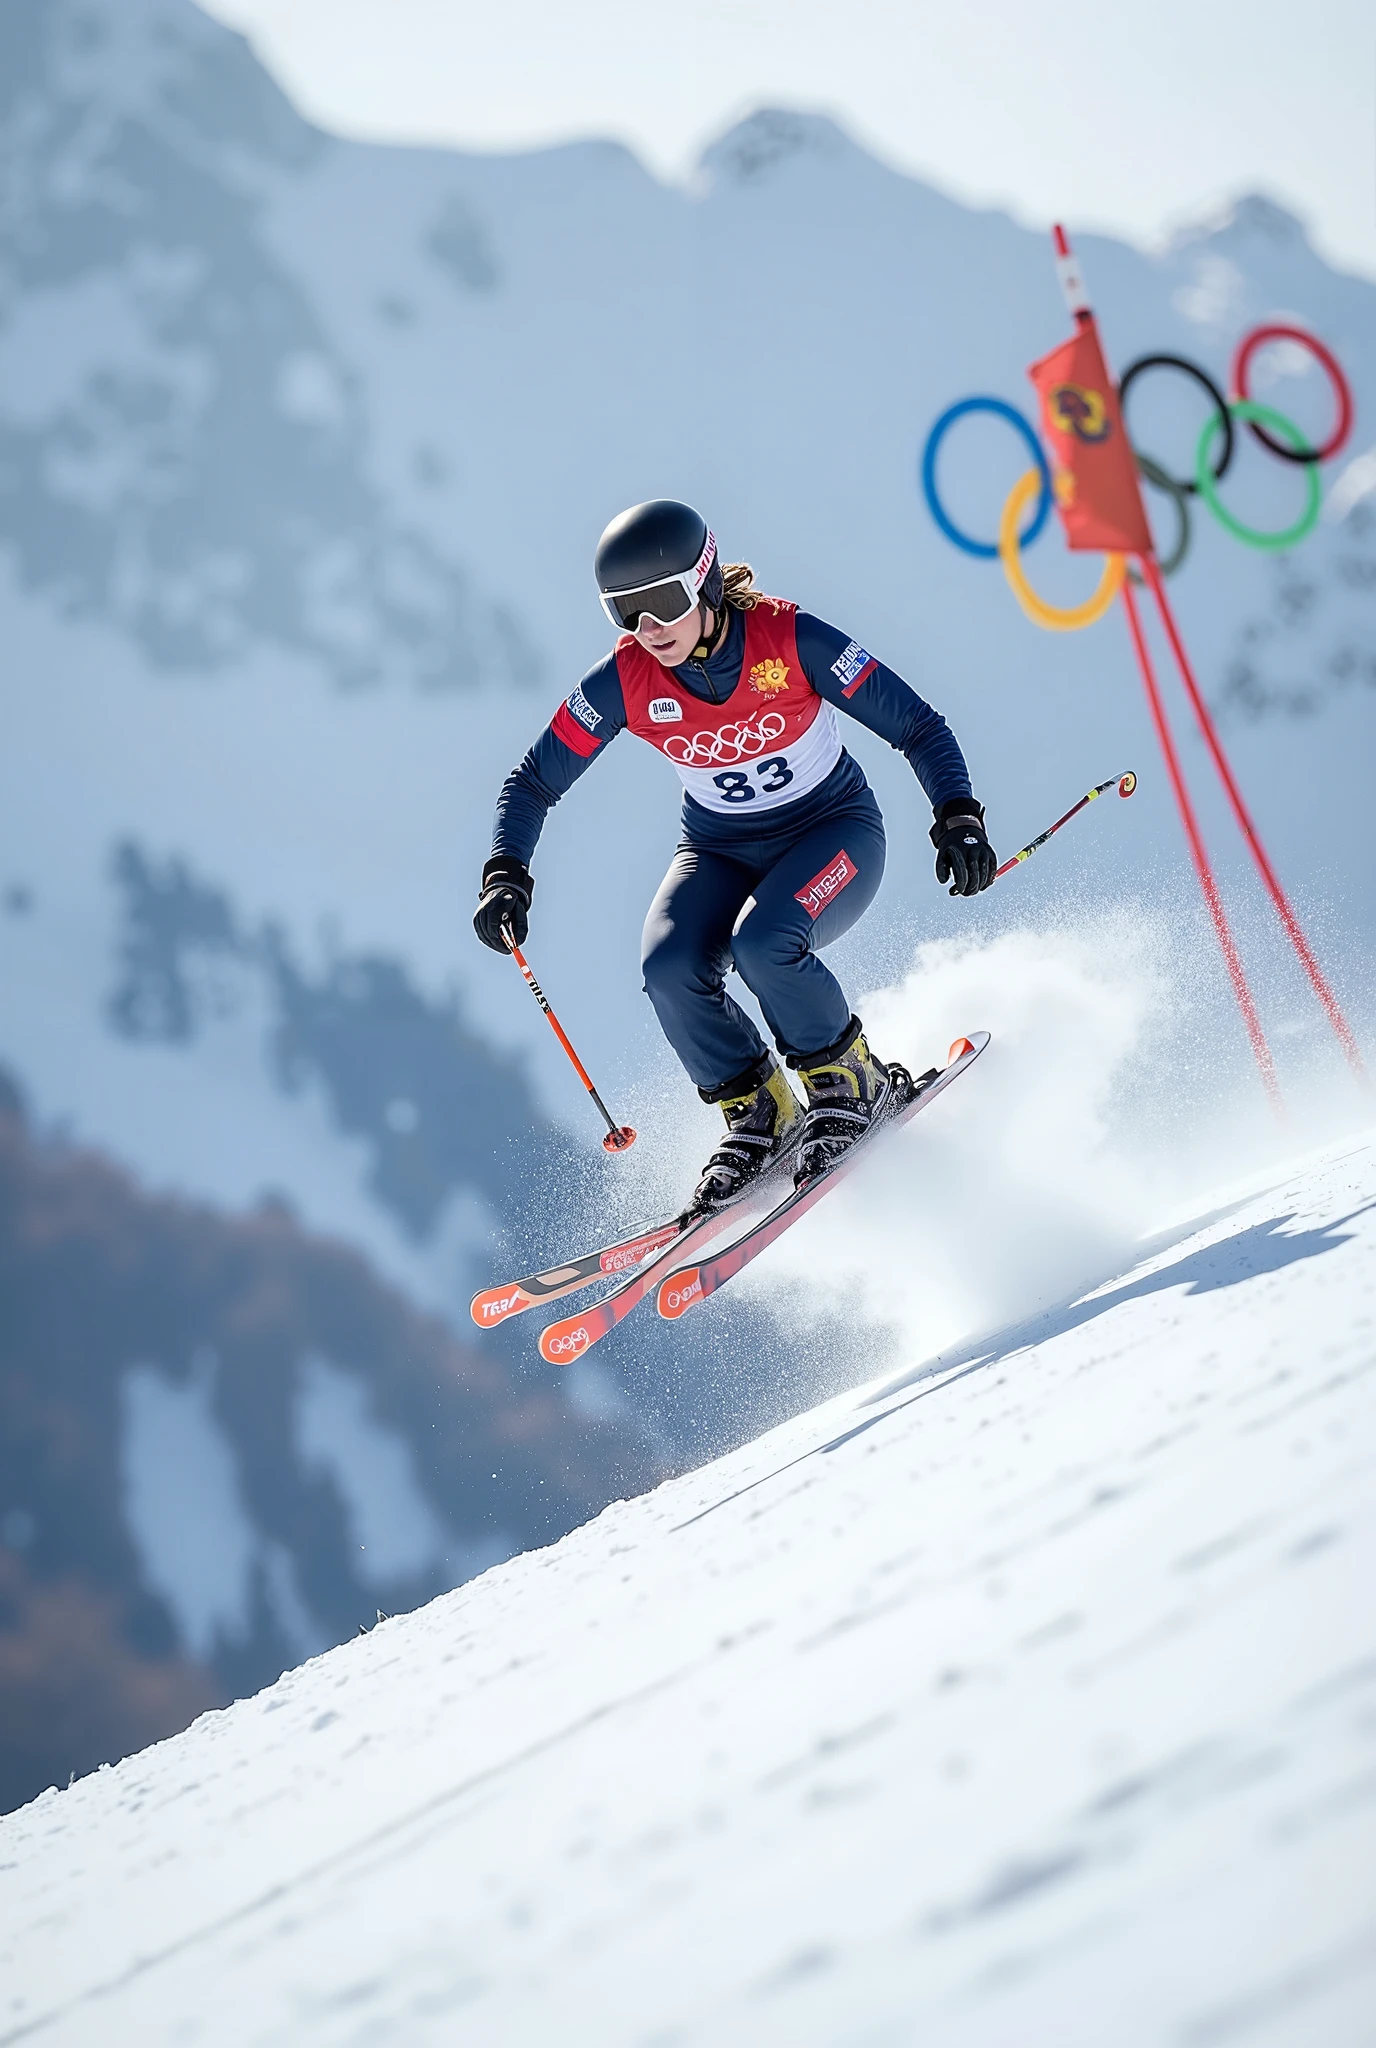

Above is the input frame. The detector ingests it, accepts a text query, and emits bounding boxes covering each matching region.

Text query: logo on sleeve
[568,685,601,733]
[649,697,683,723]
[831,641,878,697]
[748,658,790,696]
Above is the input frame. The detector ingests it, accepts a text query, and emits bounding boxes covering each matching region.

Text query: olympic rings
[1231,323,1354,466]
[921,398,1052,560]
[1118,353,1233,496]
[1195,401,1321,551]
[998,470,1126,631]
[1127,452,1191,585]
[920,324,1349,607]
[663,710,785,766]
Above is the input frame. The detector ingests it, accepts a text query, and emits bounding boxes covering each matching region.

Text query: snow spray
[723,907,1376,1391]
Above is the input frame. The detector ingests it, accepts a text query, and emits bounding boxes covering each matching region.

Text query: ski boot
[791,1017,911,1183]
[686,1056,805,1217]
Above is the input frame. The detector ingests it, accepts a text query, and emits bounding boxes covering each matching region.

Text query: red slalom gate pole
[1138,553,1367,1083]
[503,930,637,1154]
[1119,578,1283,1114]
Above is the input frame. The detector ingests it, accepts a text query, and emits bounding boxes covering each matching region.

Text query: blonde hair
[721,561,764,610]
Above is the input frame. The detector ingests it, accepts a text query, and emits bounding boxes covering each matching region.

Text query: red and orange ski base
[471,1218,685,1329]
[657,1031,990,1323]
[537,1202,753,1366]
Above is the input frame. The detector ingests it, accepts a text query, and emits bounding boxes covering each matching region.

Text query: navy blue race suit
[488,603,974,1092]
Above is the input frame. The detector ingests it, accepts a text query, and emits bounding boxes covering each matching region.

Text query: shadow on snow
[672,1188,1376,1534]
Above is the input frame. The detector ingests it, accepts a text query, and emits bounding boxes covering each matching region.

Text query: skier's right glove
[931,798,997,897]
[473,855,534,953]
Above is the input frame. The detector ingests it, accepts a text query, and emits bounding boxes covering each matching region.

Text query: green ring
[1195,400,1321,551]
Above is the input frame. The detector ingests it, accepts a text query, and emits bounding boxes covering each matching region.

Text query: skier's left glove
[474,855,534,953]
[931,798,997,897]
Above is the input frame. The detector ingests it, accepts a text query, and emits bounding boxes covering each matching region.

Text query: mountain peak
[695,107,856,190]
[1,0,319,176]
[1169,191,1312,257]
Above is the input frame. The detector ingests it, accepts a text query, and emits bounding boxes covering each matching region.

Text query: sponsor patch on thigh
[794,849,857,920]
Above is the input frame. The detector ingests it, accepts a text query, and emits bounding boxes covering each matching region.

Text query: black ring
[1128,453,1190,583]
[1119,353,1233,497]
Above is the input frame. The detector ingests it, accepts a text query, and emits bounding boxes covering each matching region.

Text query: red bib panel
[614,598,842,816]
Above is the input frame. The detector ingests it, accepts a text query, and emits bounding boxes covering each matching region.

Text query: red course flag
[1027,322,1152,555]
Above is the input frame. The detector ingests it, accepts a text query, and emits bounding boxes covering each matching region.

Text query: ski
[657,1031,990,1322]
[470,1216,686,1329]
[533,1146,812,1366]
[535,1203,752,1364]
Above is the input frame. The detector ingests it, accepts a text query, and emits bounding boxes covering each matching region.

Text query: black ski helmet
[594,499,724,624]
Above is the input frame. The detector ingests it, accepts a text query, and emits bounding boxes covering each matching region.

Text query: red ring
[1230,323,1353,464]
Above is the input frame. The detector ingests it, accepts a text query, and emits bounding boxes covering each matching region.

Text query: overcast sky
[195,0,1375,281]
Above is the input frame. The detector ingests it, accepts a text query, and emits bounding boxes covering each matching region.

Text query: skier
[474,500,995,1213]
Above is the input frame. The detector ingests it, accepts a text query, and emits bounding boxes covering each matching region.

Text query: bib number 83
[713,755,794,803]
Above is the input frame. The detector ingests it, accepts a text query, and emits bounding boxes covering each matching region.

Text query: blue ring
[920,398,1053,560]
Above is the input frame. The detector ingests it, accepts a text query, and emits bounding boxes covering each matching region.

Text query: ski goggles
[598,531,716,633]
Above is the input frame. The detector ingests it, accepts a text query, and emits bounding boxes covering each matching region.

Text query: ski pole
[995,771,1137,881]
[502,927,637,1153]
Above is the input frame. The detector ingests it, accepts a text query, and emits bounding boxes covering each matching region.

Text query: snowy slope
[3,1127,1374,2047]
[2,0,1375,1323]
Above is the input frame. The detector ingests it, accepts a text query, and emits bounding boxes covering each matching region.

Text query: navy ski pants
[640,783,886,1092]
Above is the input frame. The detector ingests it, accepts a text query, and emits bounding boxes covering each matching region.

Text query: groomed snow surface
[3,1128,1375,2047]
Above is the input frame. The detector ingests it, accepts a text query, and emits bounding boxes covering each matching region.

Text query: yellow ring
[997,470,1126,631]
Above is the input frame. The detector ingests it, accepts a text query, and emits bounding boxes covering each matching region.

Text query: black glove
[931,798,997,897]
[473,855,533,953]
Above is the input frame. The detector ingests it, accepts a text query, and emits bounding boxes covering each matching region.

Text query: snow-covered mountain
[3,0,1375,1816]
[3,1126,1372,2043]
[0,1074,670,1816]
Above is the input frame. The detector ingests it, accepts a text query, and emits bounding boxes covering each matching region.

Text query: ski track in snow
[2,1129,1375,2045]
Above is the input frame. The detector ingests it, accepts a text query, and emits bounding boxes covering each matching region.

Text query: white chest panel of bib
[661,697,842,814]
